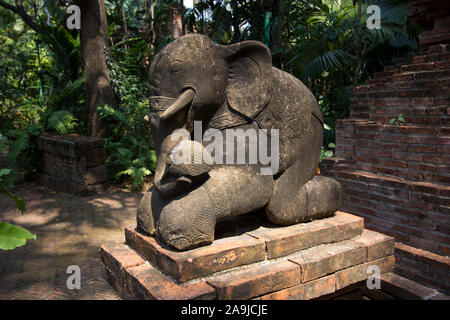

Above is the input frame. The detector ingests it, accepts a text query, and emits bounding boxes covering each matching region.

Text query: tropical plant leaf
[0,221,36,250]
[47,110,77,135]
[304,49,355,81]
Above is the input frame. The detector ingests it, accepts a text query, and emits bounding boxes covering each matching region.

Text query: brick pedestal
[35,133,108,195]
[100,211,395,300]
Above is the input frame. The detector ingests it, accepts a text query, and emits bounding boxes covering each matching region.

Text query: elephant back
[256,67,322,174]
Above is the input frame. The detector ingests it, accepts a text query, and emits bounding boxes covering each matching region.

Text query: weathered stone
[35,133,108,194]
[207,260,301,300]
[100,242,146,292]
[100,242,145,274]
[124,263,216,300]
[125,226,266,282]
[139,34,342,250]
[289,240,367,282]
[380,272,442,300]
[335,255,395,290]
[248,211,363,259]
[102,210,397,299]
[258,274,336,300]
[84,164,108,185]
[352,229,395,261]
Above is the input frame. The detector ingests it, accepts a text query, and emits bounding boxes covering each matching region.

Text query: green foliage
[0,169,25,211]
[47,110,78,135]
[0,0,420,188]
[389,113,405,126]
[0,7,85,183]
[0,169,36,251]
[319,143,336,163]
[99,37,156,187]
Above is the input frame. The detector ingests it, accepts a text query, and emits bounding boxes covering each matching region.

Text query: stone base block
[35,133,108,195]
[100,212,395,300]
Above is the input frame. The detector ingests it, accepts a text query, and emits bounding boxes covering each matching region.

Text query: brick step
[352,79,450,97]
[100,227,395,300]
[100,242,217,300]
[373,71,394,79]
[394,242,450,293]
[392,69,450,81]
[351,87,448,100]
[377,61,449,79]
[400,61,450,73]
[324,165,450,198]
[383,53,450,73]
[365,68,450,84]
[349,105,450,126]
[379,273,449,300]
[425,44,450,55]
[319,163,450,257]
[124,211,364,282]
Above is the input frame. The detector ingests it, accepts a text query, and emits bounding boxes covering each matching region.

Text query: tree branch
[0,0,43,34]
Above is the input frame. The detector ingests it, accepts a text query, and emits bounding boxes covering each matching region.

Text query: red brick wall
[320,43,450,293]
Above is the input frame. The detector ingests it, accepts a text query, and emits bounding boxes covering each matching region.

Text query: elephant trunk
[160,88,195,121]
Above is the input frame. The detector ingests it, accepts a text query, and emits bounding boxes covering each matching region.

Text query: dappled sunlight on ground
[0,181,144,300]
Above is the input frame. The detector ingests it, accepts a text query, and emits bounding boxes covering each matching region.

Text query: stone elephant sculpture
[137,34,341,251]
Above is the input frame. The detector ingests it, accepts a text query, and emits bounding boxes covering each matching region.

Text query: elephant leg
[266,111,341,225]
[156,166,273,250]
[266,173,341,225]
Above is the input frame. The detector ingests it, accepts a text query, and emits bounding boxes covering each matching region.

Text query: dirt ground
[0,181,145,300]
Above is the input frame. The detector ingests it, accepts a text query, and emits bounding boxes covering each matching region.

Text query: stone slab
[100,242,216,300]
[335,255,395,290]
[247,211,364,259]
[352,229,395,261]
[125,226,267,282]
[206,260,301,300]
[288,240,367,282]
[380,272,449,300]
[257,274,337,300]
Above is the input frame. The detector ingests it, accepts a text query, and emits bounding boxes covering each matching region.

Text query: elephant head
[148,34,275,198]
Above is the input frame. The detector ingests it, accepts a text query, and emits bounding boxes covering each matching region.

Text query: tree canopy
[0,0,419,187]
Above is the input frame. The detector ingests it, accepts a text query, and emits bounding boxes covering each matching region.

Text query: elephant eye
[171,61,183,73]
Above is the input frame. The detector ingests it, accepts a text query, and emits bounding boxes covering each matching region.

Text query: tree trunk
[271,0,283,66]
[78,0,118,138]
[120,0,129,50]
[137,0,143,27]
[168,3,184,39]
[147,0,156,47]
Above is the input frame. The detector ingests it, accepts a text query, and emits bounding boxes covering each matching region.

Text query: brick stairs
[321,43,450,294]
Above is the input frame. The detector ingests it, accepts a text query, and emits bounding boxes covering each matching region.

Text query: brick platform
[35,133,108,195]
[100,212,395,300]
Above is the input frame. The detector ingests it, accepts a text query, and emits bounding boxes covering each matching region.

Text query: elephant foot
[266,175,341,225]
[155,184,223,250]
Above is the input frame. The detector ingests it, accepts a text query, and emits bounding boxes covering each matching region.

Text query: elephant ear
[223,41,273,120]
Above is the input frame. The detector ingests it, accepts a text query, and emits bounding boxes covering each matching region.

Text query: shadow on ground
[0,181,145,300]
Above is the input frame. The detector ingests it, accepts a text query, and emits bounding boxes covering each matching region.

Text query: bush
[99,38,157,187]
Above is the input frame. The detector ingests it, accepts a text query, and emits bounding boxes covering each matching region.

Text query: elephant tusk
[160,89,195,121]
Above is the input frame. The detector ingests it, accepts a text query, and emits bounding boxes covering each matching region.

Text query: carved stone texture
[35,133,108,195]
[139,34,341,250]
